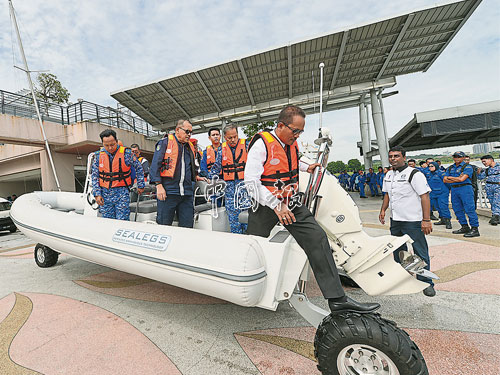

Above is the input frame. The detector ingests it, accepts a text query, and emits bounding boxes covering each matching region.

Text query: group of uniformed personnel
[338,167,387,198]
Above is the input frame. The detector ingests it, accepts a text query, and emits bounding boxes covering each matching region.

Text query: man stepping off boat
[244,105,380,314]
[208,124,250,234]
[91,129,145,220]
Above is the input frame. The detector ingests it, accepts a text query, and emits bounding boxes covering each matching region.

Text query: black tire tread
[34,244,59,268]
[314,312,428,375]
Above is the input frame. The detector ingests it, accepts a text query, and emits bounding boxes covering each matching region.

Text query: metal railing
[0,89,160,137]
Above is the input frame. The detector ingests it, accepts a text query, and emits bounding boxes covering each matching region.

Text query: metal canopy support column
[123,92,163,126]
[359,102,372,172]
[330,30,349,91]
[376,14,414,80]
[370,89,389,167]
[195,72,221,113]
[156,83,191,119]
[287,45,293,98]
[377,89,390,165]
[237,60,255,106]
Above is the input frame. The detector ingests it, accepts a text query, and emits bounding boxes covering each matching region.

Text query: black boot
[464,227,480,238]
[490,215,499,226]
[445,218,452,230]
[430,212,439,221]
[434,218,446,225]
[452,224,470,234]
[328,297,380,314]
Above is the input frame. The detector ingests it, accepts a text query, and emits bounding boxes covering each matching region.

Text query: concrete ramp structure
[0,91,157,196]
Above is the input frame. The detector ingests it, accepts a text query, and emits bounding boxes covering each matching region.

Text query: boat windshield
[0,202,11,211]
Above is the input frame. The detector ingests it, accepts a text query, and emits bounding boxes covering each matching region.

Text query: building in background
[473,142,500,154]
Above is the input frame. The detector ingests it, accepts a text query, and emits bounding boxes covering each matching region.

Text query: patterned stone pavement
[1,196,499,375]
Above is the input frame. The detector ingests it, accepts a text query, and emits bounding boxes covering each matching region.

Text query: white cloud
[1,0,498,162]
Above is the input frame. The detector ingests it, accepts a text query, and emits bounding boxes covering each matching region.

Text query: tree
[34,73,70,114]
[242,120,275,138]
[326,160,346,174]
[347,158,362,172]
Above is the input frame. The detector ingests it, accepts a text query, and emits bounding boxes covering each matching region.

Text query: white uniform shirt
[382,165,431,222]
[244,130,308,209]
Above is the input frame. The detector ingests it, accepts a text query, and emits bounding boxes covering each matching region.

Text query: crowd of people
[338,152,499,234]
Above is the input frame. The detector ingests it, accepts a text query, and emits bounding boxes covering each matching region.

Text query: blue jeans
[390,219,433,286]
[157,195,194,228]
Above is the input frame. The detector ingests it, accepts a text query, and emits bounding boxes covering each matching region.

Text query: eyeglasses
[179,128,192,135]
[283,123,304,135]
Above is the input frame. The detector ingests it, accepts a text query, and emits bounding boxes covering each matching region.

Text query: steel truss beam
[330,31,349,91]
[123,92,163,125]
[156,83,191,119]
[194,72,221,113]
[237,60,255,106]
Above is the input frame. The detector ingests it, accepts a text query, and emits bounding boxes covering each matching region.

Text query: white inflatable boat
[10,151,434,312]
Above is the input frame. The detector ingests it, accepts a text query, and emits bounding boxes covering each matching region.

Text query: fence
[0,89,160,137]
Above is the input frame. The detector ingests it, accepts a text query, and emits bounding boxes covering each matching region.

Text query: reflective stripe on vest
[221,139,247,181]
[259,132,299,198]
[160,135,196,178]
[98,146,132,189]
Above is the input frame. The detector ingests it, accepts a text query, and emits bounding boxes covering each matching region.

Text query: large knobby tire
[314,312,428,375]
[34,244,59,268]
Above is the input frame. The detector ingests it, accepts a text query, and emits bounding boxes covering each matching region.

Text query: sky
[1,0,499,162]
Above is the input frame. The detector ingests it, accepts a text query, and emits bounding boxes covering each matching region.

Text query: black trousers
[247,204,345,299]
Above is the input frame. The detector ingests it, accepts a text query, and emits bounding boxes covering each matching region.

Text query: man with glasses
[244,105,380,315]
[149,119,206,228]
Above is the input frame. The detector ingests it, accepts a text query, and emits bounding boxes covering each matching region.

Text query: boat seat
[194,202,212,213]
[129,201,157,214]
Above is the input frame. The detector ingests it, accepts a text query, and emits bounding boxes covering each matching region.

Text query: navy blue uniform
[445,162,479,227]
[428,169,451,219]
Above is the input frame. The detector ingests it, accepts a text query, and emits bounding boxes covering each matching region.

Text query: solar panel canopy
[111,0,482,133]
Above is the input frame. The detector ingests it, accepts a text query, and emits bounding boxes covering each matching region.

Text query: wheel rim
[337,344,400,375]
[36,248,45,263]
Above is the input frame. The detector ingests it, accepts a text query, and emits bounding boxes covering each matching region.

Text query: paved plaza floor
[1,193,499,375]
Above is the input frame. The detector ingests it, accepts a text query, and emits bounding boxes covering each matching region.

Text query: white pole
[9,0,61,191]
[318,63,325,133]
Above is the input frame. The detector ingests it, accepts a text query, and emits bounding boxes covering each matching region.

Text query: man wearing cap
[478,155,500,225]
[444,151,480,237]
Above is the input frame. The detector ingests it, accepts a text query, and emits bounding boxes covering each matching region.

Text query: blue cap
[452,151,466,157]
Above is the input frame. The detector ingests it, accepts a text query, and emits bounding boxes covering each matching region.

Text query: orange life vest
[221,139,247,181]
[160,134,196,178]
[98,146,132,189]
[206,145,217,171]
[258,131,299,198]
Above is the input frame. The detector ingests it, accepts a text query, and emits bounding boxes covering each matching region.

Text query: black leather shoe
[452,225,470,234]
[423,285,436,297]
[328,297,380,314]
[434,219,446,225]
[464,227,480,237]
[430,213,439,221]
[445,218,452,230]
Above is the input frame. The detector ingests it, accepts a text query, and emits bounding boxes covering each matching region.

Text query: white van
[0,197,16,233]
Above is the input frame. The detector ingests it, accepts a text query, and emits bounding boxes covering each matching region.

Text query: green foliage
[326,160,346,174]
[242,120,275,138]
[347,158,362,172]
[34,73,70,114]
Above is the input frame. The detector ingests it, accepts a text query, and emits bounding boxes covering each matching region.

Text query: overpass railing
[0,89,160,137]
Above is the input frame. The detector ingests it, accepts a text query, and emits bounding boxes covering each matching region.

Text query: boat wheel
[34,244,59,268]
[314,312,428,375]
